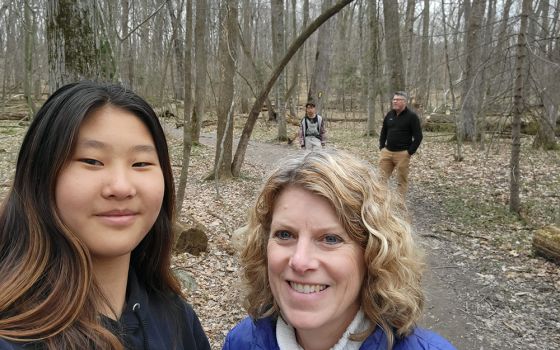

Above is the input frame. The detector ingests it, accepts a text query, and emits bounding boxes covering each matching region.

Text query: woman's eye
[79,158,103,166]
[323,234,343,245]
[273,230,293,240]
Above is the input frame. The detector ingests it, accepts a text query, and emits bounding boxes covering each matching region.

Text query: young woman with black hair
[0,81,210,350]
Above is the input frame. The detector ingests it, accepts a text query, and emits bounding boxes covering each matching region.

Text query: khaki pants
[379,148,411,197]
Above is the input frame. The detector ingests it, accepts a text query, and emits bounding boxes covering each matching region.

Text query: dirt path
[195,132,483,349]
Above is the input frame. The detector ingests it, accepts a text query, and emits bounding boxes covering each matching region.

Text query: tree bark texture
[176,0,194,213]
[510,0,531,214]
[46,0,115,91]
[167,0,185,100]
[382,0,405,96]
[192,0,208,143]
[213,0,238,179]
[418,0,429,106]
[404,0,415,91]
[24,0,36,115]
[308,0,335,114]
[460,0,485,142]
[271,0,288,140]
[365,0,378,136]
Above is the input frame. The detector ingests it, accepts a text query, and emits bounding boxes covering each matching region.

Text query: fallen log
[532,225,560,263]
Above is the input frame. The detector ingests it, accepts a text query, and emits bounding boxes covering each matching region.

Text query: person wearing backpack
[298,100,326,150]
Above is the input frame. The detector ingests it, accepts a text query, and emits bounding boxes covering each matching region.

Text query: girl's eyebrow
[77,139,156,153]
[78,139,107,149]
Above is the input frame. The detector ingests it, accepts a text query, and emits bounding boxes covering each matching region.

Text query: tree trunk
[46,0,116,91]
[121,0,134,88]
[477,0,496,151]
[167,0,185,100]
[176,0,193,214]
[192,0,208,143]
[271,0,288,141]
[418,0,429,107]
[532,0,558,150]
[382,0,405,95]
[441,0,461,161]
[23,0,36,115]
[232,0,355,177]
[239,0,254,114]
[285,0,308,118]
[365,0,379,136]
[308,0,336,115]
[460,0,485,142]
[510,0,530,214]
[211,0,238,180]
[404,0,415,91]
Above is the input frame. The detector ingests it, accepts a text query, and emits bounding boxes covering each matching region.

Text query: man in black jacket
[379,91,423,198]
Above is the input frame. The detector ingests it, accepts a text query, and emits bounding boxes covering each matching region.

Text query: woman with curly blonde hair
[223,150,454,350]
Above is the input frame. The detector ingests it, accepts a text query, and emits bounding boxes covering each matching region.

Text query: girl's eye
[273,230,293,240]
[132,162,153,167]
[79,158,103,166]
[323,234,343,245]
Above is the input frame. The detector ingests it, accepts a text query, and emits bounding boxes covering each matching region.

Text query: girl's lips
[97,209,137,216]
[95,210,138,226]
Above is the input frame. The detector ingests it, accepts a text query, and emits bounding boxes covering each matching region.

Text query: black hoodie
[0,271,211,350]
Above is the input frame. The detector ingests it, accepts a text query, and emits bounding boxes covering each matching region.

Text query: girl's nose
[101,167,136,199]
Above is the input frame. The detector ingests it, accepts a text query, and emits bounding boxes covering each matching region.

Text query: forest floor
[0,110,558,350]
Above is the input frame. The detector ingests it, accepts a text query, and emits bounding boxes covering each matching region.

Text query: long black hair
[0,81,180,349]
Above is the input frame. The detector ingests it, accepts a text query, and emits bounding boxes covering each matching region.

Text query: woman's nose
[288,239,318,273]
[101,167,136,199]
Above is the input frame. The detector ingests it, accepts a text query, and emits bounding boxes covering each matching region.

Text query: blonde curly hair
[240,149,425,348]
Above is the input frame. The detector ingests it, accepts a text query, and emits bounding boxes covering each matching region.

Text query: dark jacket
[222,316,456,350]
[379,107,423,155]
[0,271,210,350]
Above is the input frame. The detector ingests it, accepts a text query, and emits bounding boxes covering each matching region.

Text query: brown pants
[378,148,411,197]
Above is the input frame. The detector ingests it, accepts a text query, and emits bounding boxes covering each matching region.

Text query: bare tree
[23,0,37,114]
[120,0,134,88]
[365,0,379,136]
[418,0,429,106]
[459,0,485,142]
[211,0,238,180]
[239,0,254,114]
[285,0,308,118]
[510,0,531,214]
[192,0,209,143]
[382,0,405,95]
[176,0,193,213]
[271,0,288,140]
[308,0,336,114]
[404,0,416,90]
[532,0,559,150]
[167,0,185,100]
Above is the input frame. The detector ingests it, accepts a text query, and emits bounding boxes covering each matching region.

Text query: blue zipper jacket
[223,316,456,350]
[0,271,210,350]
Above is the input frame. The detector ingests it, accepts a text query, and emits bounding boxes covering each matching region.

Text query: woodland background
[1,0,560,210]
[0,0,559,348]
